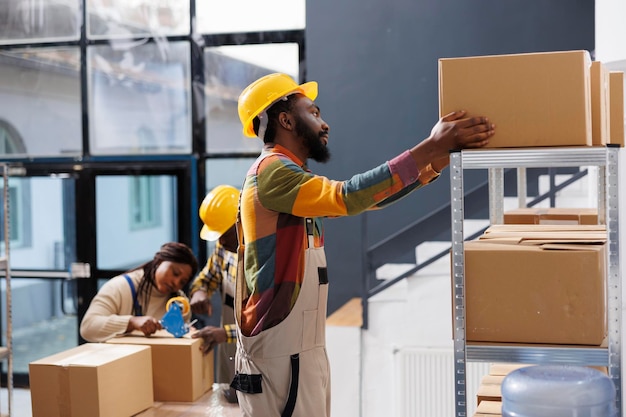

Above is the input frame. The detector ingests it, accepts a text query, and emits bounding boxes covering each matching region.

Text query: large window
[0,0,307,381]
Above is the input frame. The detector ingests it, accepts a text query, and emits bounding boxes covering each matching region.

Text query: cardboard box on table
[438,50,592,148]
[29,343,153,417]
[107,330,213,402]
[463,224,607,345]
[503,207,598,225]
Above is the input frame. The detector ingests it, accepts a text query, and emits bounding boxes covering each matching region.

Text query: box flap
[485,224,605,233]
[30,343,151,367]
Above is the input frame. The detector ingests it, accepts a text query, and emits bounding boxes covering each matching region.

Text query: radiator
[394,347,491,417]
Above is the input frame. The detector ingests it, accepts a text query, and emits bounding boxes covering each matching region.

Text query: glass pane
[0,0,80,44]
[96,175,177,269]
[2,177,74,269]
[8,277,77,374]
[89,41,191,155]
[196,0,305,34]
[87,0,190,39]
[202,157,245,263]
[205,158,255,190]
[0,175,77,373]
[0,48,82,158]
[204,43,300,154]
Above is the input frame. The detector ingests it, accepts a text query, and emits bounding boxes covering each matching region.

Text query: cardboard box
[439,50,592,148]
[503,207,598,225]
[480,374,505,385]
[29,343,153,417]
[464,225,607,345]
[591,61,610,146]
[477,383,501,404]
[476,400,502,415]
[609,71,625,147]
[489,363,531,376]
[107,330,214,402]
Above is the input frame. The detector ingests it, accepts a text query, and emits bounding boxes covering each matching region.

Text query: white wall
[595,0,626,63]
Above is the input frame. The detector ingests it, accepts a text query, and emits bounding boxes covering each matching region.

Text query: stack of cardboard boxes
[439,49,623,416]
[474,363,533,417]
[29,331,214,416]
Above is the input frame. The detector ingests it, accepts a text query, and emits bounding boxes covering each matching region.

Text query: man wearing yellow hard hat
[188,185,240,402]
[230,73,495,416]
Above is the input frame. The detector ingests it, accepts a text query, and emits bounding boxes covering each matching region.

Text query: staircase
[326,168,597,417]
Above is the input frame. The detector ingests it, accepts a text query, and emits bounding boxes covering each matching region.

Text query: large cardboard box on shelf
[107,330,214,402]
[439,50,592,148]
[464,225,607,345]
[503,207,598,225]
[29,343,153,417]
[609,71,625,147]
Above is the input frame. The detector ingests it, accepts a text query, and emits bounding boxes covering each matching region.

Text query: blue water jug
[501,365,617,417]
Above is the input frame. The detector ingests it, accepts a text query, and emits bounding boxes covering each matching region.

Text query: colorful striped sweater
[239,143,434,336]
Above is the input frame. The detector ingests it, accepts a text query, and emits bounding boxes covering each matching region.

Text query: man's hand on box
[192,326,227,355]
[190,291,213,316]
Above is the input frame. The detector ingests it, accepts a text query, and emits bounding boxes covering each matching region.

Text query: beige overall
[232,218,331,417]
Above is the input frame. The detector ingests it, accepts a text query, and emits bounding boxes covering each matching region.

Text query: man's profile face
[292,97,330,163]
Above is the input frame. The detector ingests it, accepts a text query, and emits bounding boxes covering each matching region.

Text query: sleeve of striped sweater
[257,150,436,216]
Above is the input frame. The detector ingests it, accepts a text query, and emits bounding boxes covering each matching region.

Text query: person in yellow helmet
[188,185,240,402]
[231,73,495,417]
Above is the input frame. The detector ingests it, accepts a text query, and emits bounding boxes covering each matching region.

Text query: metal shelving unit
[449,146,622,417]
[0,163,13,417]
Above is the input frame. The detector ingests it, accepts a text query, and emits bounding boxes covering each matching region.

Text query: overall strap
[234,187,248,325]
[305,217,315,248]
[281,353,300,417]
[124,274,143,316]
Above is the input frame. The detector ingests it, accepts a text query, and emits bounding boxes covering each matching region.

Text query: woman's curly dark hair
[133,242,199,314]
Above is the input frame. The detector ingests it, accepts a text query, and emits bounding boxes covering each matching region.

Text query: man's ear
[279,112,293,130]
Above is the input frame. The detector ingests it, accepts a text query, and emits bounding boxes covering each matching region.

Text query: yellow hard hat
[238,73,318,138]
[198,185,240,241]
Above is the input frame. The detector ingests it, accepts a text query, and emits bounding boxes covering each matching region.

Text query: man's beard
[295,115,331,163]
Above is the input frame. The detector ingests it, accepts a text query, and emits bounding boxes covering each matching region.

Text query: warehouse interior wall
[596,0,626,63]
[305,0,596,314]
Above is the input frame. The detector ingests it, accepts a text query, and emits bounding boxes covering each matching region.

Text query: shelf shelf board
[466,342,608,366]
[460,146,610,169]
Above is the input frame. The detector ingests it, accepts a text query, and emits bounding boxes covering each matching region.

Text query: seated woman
[80,242,199,342]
